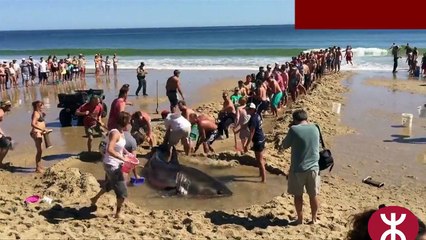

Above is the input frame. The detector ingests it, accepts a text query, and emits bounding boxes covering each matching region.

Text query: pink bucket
[122,154,139,173]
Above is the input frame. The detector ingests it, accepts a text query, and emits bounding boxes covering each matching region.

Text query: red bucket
[122,154,139,173]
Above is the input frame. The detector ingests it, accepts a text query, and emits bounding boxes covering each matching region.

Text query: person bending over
[161,110,191,158]
[131,110,156,148]
[190,113,218,154]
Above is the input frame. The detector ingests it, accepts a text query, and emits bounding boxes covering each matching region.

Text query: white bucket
[401,113,413,128]
[332,102,341,114]
[417,105,426,118]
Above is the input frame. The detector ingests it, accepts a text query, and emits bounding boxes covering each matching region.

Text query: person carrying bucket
[91,111,137,219]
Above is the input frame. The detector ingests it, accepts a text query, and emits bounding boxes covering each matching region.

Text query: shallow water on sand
[1,70,246,168]
[331,72,426,185]
[66,157,285,211]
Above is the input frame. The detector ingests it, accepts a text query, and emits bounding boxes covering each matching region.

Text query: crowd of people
[1,46,425,234]
[390,42,426,77]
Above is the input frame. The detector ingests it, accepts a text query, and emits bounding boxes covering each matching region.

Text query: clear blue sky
[0,0,293,31]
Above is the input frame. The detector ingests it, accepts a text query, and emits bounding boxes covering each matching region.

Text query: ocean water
[1,25,426,71]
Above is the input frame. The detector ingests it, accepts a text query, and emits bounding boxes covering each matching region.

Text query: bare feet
[36,166,45,173]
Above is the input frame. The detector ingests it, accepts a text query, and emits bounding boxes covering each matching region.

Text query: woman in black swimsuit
[30,100,51,173]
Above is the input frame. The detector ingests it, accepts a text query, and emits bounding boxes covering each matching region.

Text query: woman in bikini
[30,100,51,173]
[105,56,111,76]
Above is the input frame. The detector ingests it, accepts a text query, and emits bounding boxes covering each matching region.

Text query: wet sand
[0,70,425,239]
[365,76,426,95]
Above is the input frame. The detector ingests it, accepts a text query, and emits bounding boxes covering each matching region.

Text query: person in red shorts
[76,95,105,152]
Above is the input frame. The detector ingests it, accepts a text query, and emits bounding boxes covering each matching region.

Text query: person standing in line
[244,102,266,183]
[38,57,48,85]
[279,109,320,225]
[166,70,184,113]
[20,58,31,87]
[135,62,148,96]
[113,53,118,74]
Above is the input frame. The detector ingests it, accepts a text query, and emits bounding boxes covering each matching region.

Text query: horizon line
[0,24,293,32]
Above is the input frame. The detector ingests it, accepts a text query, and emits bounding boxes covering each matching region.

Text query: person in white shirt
[38,57,48,85]
[161,110,191,157]
[91,111,133,219]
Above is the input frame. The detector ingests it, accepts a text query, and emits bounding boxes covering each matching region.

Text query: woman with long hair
[30,100,51,173]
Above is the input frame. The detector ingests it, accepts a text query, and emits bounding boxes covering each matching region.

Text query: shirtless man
[280,65,289,106]
[302,62,312,91]
[177,100,195,120]
[166,70,184,113]
[217,92,236,139]
[267,76,282,117]
[131,110,155,148]
[288,65,303,102]
[113,53,118,74]
[256,80,268,117]
[189,113,218,154]
[334,47,342,73]
[344,46,353,65]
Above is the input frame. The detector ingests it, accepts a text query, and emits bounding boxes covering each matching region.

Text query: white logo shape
[380,213,406,240]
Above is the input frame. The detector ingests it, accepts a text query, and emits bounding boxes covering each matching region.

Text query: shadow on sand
[39,204,97,224]
[42,153,77,161]
[205,210,289,230]
[4,166,36,173]
[384,134,426,144]
[78,151,103,163]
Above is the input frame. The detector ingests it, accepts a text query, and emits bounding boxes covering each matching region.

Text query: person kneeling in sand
[190,113,218,154]
[91,112,133,219]
[161,110,191,158]
[75,96,105,152]
[279,109,320,225]
[131,110,156,148]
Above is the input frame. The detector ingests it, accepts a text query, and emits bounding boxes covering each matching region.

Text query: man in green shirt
[230,87,242,106]
[280,109,320,225]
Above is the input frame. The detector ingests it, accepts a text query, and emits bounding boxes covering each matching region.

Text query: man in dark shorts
[75,96,105,152]
[245,103,266,183]
[135,62,148,96]
[166,70,184,113]
[131,110,155,148]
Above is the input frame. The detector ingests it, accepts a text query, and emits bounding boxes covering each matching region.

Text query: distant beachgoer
[105,56,111,76]
[190,113,218,154]
[288,64,303,102]
[161,110,191,157]
[75,95,105,152]
[0,64,6,91]
[38,57,48,85]
[391,45,400,73]
[78,54,86,79]
[91,111,133,219]
[233,97,251,154]
[7,63,17,88]
[421,53,426,76]
[344,46,353,65]
[131,110,155,148]
[334,47,342,72]
[30,100,51,173]
[0,109,12,169]
[245,102,266,183]
[135,62,148,96]
[405,43,412,57]
[20,58,31,87]
[279,109,320,225]
[51,57,58,81]
[113,53,118,73]
[346,204,426,240]
[255,66,265,82]
[166,70,184,113]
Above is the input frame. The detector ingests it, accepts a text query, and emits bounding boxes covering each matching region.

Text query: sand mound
[40,163,100,199]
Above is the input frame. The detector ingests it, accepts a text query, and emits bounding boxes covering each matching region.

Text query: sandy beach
[0,69,425,239]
